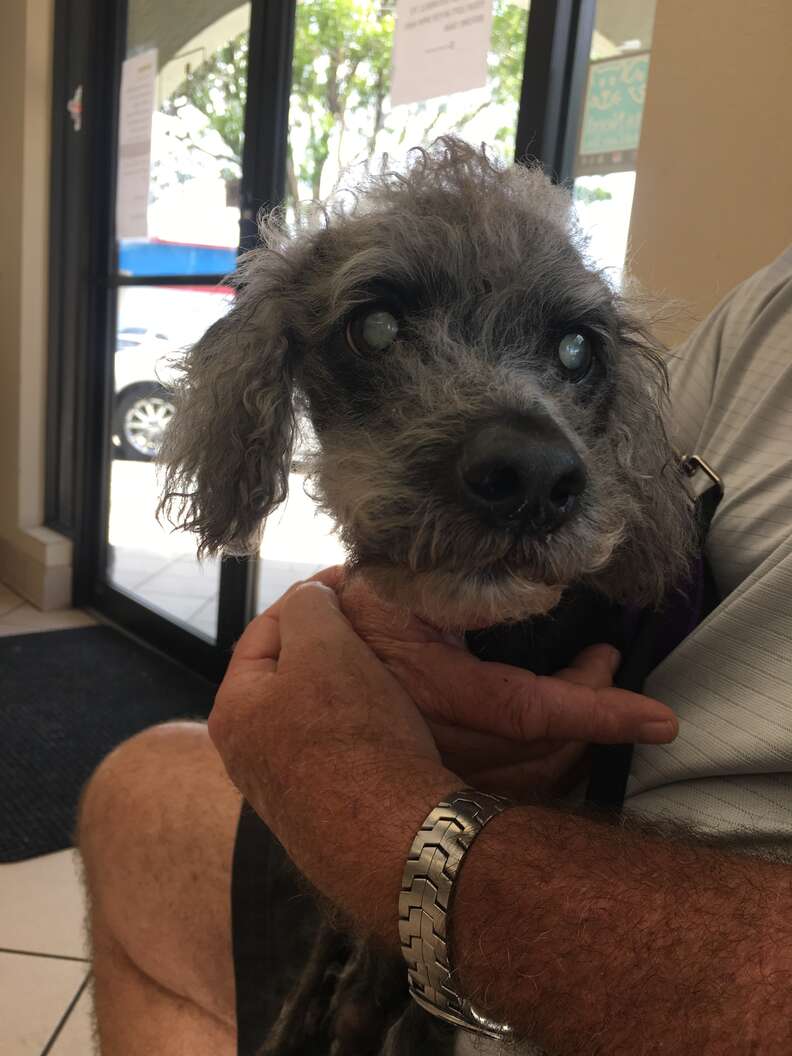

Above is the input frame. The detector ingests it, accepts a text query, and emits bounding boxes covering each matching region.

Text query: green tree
[162,0,529,218]
[288,0,396,207]
[574,185,613,205]
[161,34,248,189]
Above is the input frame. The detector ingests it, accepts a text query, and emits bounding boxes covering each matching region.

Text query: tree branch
[366,65,387,158]
[286,148,301,223]
[169,131,240,167]
[455,98,494,132]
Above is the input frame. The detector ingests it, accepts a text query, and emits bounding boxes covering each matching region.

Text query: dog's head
[159,138,695,631]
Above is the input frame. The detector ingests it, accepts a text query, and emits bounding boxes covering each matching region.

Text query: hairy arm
[278,756,792,1054]
[445,797,792,1053]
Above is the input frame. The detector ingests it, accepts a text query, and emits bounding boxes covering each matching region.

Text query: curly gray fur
[159,137,695,630]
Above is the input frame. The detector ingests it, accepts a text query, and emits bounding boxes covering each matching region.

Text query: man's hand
[209,575,677,935]
[209,581,455,936]
[337,569,678,799]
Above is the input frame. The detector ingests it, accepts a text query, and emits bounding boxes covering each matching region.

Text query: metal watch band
[398,788,514,1040]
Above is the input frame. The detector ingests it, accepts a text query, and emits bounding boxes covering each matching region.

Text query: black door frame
[46,0,595,681]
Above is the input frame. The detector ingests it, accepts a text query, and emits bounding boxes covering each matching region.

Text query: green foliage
[162,1,529,213]
[287,0,395,202]
[573,184,613,205]
[488,2,530,115]
[162,35,248,182]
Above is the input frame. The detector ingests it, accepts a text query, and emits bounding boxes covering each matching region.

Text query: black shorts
[231,801,323,1056]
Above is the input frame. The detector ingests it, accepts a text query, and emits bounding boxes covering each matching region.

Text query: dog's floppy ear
[158,264,296,557]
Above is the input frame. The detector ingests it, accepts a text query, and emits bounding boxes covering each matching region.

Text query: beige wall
[629,0,792,337]
[0,0,71,608]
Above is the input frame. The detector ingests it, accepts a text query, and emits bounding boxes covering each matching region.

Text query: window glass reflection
[573,0,657,285]
[120,2,251,275]
[108,285,233,640]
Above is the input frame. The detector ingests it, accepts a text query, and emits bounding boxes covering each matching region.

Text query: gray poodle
[158,138,699,1054]
[159,138,694,635]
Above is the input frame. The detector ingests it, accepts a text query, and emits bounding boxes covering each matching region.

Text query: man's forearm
[312,763,792,1053]
[452,804,792,1054]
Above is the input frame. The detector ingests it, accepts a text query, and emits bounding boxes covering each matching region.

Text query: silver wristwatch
[398,788,514,1040]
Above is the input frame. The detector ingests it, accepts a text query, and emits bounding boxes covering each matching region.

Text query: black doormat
[0,624,217,863]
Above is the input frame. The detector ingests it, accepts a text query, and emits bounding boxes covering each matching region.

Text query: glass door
[105,2,252,644]
[571,0,657,284]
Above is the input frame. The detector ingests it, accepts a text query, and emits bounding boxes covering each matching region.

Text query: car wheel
[113,383,175,461]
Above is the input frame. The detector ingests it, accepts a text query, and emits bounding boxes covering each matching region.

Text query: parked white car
[112,327,178,460]
[112,324,316,466]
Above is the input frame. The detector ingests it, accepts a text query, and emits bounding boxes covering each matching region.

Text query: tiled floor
[107,546,221,637]
[0,585,97,638]
[0,552,329,1053]
[1,585,97,1053]
[0,851,95,1054]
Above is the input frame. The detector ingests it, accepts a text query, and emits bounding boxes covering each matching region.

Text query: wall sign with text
[576,53,650,177]
[390,0,493,107]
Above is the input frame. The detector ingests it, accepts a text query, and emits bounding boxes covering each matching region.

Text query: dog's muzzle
[457,414,586,535]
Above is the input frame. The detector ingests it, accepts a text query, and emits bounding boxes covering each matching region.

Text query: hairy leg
[77,722,241,1055]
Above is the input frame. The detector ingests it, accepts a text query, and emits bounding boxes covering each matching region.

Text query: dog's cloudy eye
[363,310,399,350]
[558,333,592,377]
[347,309,400,354]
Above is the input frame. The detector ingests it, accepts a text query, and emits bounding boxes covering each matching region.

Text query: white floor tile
[108,545,173,568]
[166,556,220,576]
[0,584,25,617]
[189,598,218,639]
[107,549,174,587]
[130,589,209,623]
[137,570,219,598]
[108,564,169,593]
[0,952,88,1056]
[0,605,96,638]
[49,978,95,1056]
[0,850,89,959]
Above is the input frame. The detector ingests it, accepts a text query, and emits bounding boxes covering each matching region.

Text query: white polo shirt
[625,245,792,853]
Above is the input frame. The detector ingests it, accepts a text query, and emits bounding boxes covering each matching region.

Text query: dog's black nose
[457,418,586,533]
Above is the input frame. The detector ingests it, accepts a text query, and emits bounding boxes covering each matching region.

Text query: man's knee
[77,723,241,1025]
[77,721,212,879]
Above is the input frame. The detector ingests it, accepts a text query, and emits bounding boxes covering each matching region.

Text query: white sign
[391,1,493,107]
[116,48,158,240]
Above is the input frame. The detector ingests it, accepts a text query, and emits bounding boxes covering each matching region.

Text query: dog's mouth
[351,530,568,586]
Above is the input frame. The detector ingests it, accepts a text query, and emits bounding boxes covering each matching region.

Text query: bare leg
[77,722,242,1055]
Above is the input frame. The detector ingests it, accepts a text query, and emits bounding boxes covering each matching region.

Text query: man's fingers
[226,613,281,673]
[277,581,366,675]
[227,567,346,673]
[228,575,677,748]
[409,645,677,745]
[556,644,621,690]
[262,566,345,622]
[529,676,678,744]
